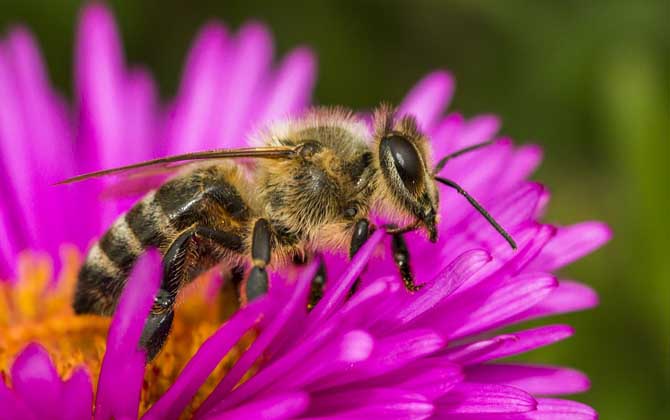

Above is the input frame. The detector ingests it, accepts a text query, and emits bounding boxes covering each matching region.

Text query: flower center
[0,248,249,416]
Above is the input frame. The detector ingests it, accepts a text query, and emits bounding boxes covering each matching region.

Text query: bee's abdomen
[73,193,172,315]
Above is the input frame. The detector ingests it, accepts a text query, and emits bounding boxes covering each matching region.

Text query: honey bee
[61,105,516,360]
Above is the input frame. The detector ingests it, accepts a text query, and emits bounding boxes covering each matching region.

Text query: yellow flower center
[0,247,250,417]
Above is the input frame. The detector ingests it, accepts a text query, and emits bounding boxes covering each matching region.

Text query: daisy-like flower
[0,3,611,420]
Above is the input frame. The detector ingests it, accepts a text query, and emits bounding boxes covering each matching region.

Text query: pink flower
[0,3,610,419]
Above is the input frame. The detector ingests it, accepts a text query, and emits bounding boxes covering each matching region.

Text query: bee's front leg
[391,232,423,292]
[347,219,371,297]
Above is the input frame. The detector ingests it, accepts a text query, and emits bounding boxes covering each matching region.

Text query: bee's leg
[245,218,273,302]
[219,265,245,319]
[140,226,243,361]
[391,232,423,292]
[307,262,327,311]
[347,219,371,296]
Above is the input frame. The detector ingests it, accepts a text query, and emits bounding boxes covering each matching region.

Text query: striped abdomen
[73,165,253,316]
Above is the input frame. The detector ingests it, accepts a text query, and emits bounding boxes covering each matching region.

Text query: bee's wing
[56,146,298,185]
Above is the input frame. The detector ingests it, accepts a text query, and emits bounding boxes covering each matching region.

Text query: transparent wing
[56,146,298,185]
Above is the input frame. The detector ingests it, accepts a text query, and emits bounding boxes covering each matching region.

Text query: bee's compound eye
[382,135,422,191]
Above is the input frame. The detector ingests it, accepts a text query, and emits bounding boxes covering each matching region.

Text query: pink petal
[308,388,433,418]
[62,367,94,420]
[398,71,454,132]
[257,47,316,123]
[95,251,161,420]
[0,378,35,420]
[452,325,574,365]
[442,272,558,340]
[529,398,597,420]
[311,329,445,390]
[204,392,309,420]
[167,22,230,154]
[527,221,612,271]
[306,228,385,331]
[451,114,501,150]
[212,22,273,148]
[437,382,536,414]
[511,280,599,323]
[466,364,591,395]
[197,263,317,414]
[75,3,126,170]
[145,298,269,420]
[394,249,491,324]
[10,343,62,418]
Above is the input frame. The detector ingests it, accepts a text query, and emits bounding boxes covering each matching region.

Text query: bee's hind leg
[140,226,243,361]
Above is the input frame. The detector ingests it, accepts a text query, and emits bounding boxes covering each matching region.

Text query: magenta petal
[0,378,35,420]
[395,249,491,324]
[398,71,454,131]
[212,22,273,148]
[95,251,161,420]
[258,47,316,123]
[62,367,94,420]
[146,298,269,420]
[313,329,444,390]
[456,325,574,365]
[443,272,558,340]
[528,221,612,271]
[205,392,309,420]
[10,343,62,417]
[528,398,597,420]
[308,387,433,418]
[512,280,599,323]
[451,114,501,150]
[199,263,316,413]
[466,363,591,396]
[306,228,384,331]
[76,3,126,169]
[0,205,21,278]
[167,22,230,154]
[437,382,536,414]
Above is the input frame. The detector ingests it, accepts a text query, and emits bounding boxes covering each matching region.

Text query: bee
[60,105,516,360]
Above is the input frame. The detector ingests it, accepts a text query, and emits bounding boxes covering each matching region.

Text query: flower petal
[466,363,591,395]
[528,398,597,420]
[205,392,309,420]
[441,272,558,340]
[308,388,434,419]
[394,249,491,324]
[0,379,35,420]
[167,22,230,154]
[312,329,445,390]
[146,297,269,420]
[256,47,316,124]
[212,22,273,148]
[306,228,384,331]
[62,367,94,420]
[197,263,317,414]
[528,221,612,271]
[450,325,574,365]
[10,343,62,418]
[436,382,536,414]
[398,71,454,131]
[511,280,599,323]
[95,251,161,420]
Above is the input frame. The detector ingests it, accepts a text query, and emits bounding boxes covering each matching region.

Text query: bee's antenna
[434,176,517,249]
[433,140,496,175]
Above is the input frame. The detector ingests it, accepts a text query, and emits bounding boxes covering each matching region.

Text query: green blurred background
[1,0,667,418]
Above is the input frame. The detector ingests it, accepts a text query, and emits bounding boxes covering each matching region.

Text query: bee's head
[372,105,439,241]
